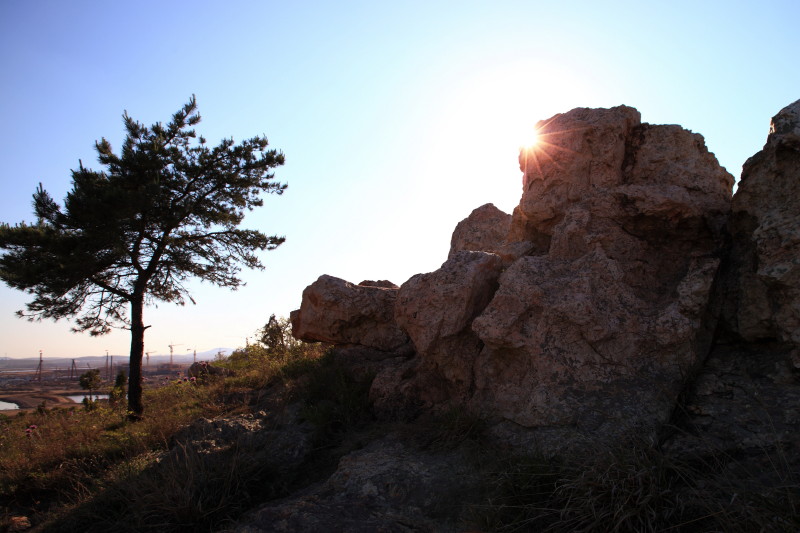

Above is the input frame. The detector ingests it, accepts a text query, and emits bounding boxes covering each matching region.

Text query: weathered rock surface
[466,106,732,448]
[471,251,721,441]
[725,99,800,347]
[288,102,799,461]
[512,105,641,238]
[221,101,800,532]
[290,274,408,351]
[394,251,504,401]
[172,407,315,470]
[358,280,398,289]
[369,356,425,419]
[231,435,481,533]
[662,101,800,471]
[665,342,800,455]
[448,203,511,258]
[512,107,731,244]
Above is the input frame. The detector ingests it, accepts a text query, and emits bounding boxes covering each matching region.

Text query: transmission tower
[35,350,43,382]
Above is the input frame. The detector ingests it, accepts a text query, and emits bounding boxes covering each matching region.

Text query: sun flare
[518,126,541,150]
[419,58,585,212]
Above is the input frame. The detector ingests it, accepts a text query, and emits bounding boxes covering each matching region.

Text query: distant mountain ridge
[0,348,233,370]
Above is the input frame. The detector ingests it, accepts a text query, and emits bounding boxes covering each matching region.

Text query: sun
[417,58,585,210]
[517,126,541,151]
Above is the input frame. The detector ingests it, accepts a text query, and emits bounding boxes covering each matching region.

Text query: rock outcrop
[465,106,733,448]
[232,435,481,533]
[724,99,800,348]
[219,101,800,533]
[290,102,800,457]
[394,251,504,403]
[290,275,408,352]
[663,100,800,467]
[448,203,511,258]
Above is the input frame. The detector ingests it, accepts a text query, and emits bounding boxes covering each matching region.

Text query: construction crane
[168,343,183,370]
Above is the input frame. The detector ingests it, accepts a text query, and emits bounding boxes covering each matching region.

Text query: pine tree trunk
[127,295,145,419]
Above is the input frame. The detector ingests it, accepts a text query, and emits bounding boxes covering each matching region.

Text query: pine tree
[0,96,286,418]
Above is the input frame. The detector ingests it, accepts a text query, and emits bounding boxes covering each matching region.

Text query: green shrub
[109,371,128,406]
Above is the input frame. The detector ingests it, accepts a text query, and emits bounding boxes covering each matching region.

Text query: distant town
[0,348,232,411]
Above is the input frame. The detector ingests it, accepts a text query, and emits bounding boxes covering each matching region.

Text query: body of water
[66,394,109,403]
[0,400,19,410]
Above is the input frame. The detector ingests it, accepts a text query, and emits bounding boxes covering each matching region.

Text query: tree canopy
[0,96,286,417]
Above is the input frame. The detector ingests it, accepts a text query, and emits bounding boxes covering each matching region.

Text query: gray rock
[171,406,315,471]
[468,107,732,452]
[230,435,481,533]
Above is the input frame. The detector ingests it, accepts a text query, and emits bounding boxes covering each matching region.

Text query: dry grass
[472,439,800,532]
[0,338,329,532]
[0,381,224,525]
[41,438,282,533]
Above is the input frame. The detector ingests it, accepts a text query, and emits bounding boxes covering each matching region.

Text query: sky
[0,0,798,359]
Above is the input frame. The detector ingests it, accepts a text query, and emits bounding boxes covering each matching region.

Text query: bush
[219,330,328,393]
[109,371,128,407]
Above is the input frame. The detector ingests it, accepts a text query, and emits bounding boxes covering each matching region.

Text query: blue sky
[1,0,798,358]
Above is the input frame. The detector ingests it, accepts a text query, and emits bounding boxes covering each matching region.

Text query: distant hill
[0,348,233,371]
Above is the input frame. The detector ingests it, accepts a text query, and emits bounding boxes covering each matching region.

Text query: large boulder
[725,99,800,347]
[511,105,642,240]
[471,251,721,446]
[511,107,731,246]
[290,275,408,351]
[469,106,734,448]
